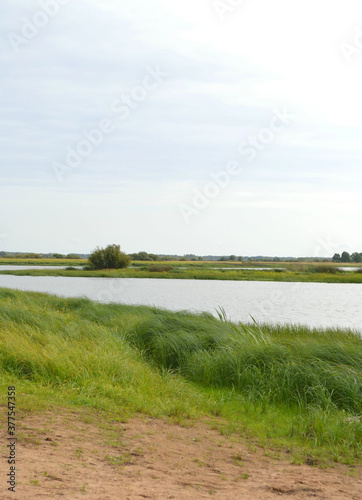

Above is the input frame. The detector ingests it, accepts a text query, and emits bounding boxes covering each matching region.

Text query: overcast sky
[1,0,362,257]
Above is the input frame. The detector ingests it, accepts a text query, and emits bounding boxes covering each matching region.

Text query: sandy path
[1,409,361,499]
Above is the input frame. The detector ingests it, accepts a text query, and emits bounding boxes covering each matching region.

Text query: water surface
[0,274,360,332]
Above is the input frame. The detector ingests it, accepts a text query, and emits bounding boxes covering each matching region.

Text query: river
[0,271,361,332]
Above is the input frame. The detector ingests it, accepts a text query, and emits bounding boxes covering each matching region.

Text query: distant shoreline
[1,259,362,284]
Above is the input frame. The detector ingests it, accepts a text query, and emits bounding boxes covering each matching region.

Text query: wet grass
[0,288,361,465]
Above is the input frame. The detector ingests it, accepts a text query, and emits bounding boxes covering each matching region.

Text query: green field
[1,288,361,466]
[0,258,87,266]
[1,259,362,283]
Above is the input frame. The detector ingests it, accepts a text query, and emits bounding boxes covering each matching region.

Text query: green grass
[0,258,86,266]
[2,267,362,283]
[0,288,361,465]
[128,312,362,413]
[1,259,362,283]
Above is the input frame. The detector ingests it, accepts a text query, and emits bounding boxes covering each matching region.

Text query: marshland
[1,258,362,283]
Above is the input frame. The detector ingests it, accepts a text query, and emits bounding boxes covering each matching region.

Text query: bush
[88,244,130,270]
[66,253,81,259]
[148,265,173,273]
[306,265,339,274]
[130,251,152,261]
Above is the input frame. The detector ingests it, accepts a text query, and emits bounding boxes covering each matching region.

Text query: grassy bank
[0,258,86,266]
[1,262,362,283]
[0,288,361,465]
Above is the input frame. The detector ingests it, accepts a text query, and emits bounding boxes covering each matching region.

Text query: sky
[1,0,362,257]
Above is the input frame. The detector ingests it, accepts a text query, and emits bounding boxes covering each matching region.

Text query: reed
[128,312,362,413]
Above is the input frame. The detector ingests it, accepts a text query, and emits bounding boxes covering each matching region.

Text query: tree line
[332,251,362,263]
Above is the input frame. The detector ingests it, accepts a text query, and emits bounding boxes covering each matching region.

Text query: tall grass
[0,288,361,463]
[0,289,205,418]
[2,266,362,283]
[304,265,340,274]
[127,312,362,413]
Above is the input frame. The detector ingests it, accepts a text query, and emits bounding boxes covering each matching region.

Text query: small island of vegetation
[1,244,362,284]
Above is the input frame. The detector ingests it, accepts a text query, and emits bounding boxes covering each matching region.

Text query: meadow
[1,259,362,283]
[0,288,361,466]
[0,258,86,267]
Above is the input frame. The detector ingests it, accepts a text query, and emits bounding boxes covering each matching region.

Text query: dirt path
[1,409,361,499]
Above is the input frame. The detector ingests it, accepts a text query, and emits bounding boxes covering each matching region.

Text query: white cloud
[0,0,361,255]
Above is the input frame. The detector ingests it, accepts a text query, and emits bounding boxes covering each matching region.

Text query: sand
[1,409,361,499]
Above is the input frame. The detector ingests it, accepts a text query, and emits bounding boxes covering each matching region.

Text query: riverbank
[2,408,361,499]
[1,260,362,283]
[1,288,361,467]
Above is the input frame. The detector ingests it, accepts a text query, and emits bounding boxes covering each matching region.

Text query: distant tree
[22,253,41,259]
[219,256,228,261]
[351,252,362,263]
[148,253,159,261]
[53,253,65,259]
[198,256,204,261]
[88,244,130,270]
[237,256,243,262]
[229,255,237,261]
[160,255,173,261]
[66,253,81,259]
[341,251,351,263]
[131,251,152,261]
[273,257,281,262]
[332,253,341,262]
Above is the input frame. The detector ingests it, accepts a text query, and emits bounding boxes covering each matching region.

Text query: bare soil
[1,409,361,499]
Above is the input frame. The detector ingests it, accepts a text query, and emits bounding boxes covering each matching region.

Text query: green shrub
[66,253,81,259]
[306,265,339,274]
[148,265,173,273]
[88,244,130,270]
